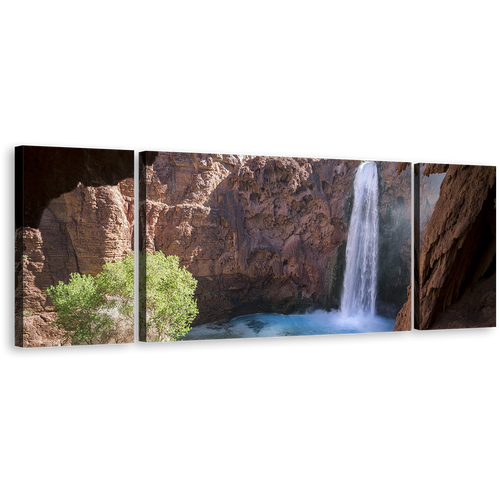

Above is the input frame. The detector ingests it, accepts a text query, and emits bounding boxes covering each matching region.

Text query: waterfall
[341,161,379,317]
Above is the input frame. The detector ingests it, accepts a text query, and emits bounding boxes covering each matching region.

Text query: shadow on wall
[16,146,134,229]
[323,241,347,310]
[416,163,496,330]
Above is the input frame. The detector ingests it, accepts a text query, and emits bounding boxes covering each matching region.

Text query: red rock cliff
[141,153,411,326]
[16,151,411,346]
[16,180,134,347]
[416,163,496,329]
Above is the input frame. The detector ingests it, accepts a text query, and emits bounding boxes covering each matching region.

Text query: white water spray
[186,160,395,340]
[341,161,379,317]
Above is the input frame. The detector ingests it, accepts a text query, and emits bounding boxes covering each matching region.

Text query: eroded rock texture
[15,146,134,347]
[17,148,411,345]
[141,153,411,328]
[394,285,411,331]
[420,165,498,330]
[416,163,496,330]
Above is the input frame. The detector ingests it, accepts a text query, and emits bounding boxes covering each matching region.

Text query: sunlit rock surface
[16,146,134,347]
[17,148,412,345]
[142,153,411,328]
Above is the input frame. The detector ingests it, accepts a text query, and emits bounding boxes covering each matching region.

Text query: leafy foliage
[98,252,135,322]
[46,272,114,345]
[46,251,198,345]
[144,252,198,341]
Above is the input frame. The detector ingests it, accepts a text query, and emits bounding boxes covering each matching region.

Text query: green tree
[46,251,198,345]
[98,251,135,322]
[144,252,198,341]
[46,272,114,345]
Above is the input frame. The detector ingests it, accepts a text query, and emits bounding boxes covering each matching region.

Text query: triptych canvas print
[15,146,495,347]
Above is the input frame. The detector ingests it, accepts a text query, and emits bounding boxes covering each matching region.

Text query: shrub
[46,251,198,345]
[98,252,135,322]
[46,272,114,345]
[101,251,199,341]
[144,252,198,341]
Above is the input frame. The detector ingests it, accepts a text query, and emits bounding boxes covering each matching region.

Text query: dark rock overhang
[16,145,134,229]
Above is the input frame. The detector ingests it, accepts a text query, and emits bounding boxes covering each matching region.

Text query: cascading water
[341,161,379,317]
[186,160,396,341]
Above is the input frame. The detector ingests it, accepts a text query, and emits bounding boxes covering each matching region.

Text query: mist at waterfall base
[186,162,396,341]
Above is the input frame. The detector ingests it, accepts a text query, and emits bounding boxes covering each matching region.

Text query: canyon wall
[416,163,496,330]
[16,149,413,347]
[141,153,411,327]
[16,180,134,347]
[377,162,412,318]
[420,165,498,330]
[18,156,495,339]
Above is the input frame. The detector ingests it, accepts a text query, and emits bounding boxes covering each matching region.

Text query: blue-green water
[184,310,396,341]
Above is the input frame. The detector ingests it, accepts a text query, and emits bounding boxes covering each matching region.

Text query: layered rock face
[16,180,134,347]
[142,153,411,328]
[416,163,496,330]
[17,149,411,346]
[20,155,494,339]
[420,165,498,330]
